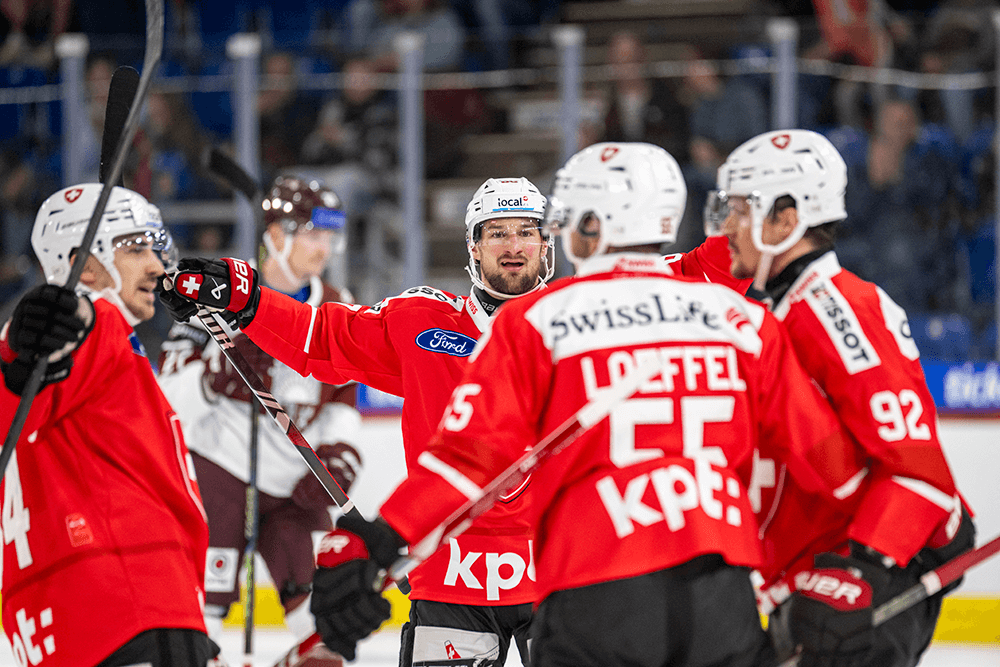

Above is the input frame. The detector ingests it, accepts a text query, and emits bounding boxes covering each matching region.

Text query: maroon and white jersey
[0,295,209,667]
[378,253,864,604]
[157,277,362,498]
[755,251,964,604]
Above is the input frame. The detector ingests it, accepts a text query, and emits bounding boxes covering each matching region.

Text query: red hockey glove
[311,515,404,661]
[291,443,361,511]
[770,543,924,667]
[2,285,95,395]
[164,257,261,328]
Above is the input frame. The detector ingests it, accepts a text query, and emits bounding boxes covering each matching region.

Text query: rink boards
[222,412,1000,644]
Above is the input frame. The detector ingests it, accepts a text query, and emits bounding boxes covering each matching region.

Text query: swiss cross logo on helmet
[771,134,791,149]
[64,188,83,203]
[177,273,203,298]
[601,146,620,162]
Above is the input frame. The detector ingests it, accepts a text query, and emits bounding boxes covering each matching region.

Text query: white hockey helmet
[32,183,175,290]
[705,129,848,255]
[545,142,687,269]
[464,177,554,298]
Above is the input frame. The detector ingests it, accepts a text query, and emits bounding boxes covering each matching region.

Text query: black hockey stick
[775,531,1000,667]
[187,307,364,520]
[99,66,140,187]
[384,354,663,583]
[243,396,261,667]
[1,0,163,478]
[207,146,262,204]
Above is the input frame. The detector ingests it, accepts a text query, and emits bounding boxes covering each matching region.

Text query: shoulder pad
[367,286,463,314]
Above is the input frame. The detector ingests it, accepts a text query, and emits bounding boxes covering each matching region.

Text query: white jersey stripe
[833,467,869,500]
[891,475,956,512]
[303,305,318,353]
[418,451,482,500]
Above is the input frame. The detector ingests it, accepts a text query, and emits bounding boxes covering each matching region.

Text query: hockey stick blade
[0,0,163,480]
[775,531,1000,667]
[206,146,261,202]
[100,66,140,187]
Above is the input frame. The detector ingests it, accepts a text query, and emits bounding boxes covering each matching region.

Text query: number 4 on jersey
[3,450,34,571]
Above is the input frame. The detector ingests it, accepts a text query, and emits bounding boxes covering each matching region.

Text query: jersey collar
[771,249,842,319]
[466,288,494,333]
[575,252,678,277]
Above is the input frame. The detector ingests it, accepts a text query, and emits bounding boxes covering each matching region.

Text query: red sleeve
[670,236,753,292]
[380,297,551,545]
[749,311,866,500]
[244,287,405,395]
[786,279,958,564]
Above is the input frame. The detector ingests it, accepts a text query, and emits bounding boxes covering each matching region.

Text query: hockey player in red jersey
[705,129,976,667]
[0,184,216,666]
[181,143,881,666]
[157,175,362,662]
[159,177,555,665]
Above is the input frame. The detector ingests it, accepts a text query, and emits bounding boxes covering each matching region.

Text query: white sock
[204,604,227,642]
[284,593,317,641]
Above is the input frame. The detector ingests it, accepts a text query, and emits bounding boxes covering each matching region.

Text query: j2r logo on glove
[794,568,872,612]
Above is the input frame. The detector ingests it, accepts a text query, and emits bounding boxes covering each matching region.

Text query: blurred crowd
[0,0,997,360]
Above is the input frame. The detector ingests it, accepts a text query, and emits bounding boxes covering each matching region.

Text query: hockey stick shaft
[244,397,261,667]
[775,531,1000,667]
[1,0,163,478]
[873,531,1000,626]
[193,308,363,521]
[387,355,663,582]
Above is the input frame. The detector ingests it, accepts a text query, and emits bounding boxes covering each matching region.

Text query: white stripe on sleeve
[418,451,482,501]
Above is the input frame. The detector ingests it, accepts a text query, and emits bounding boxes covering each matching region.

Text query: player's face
[473,217,545,296]
[287,227,338,282]
[721,196,763,280]
[113,233,169,322]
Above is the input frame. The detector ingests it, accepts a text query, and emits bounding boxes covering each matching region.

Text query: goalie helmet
[261,175,346,286]
[464,177,554,298]
[705,129,848,255]
[32,183,175,291]
[545,142,687,268]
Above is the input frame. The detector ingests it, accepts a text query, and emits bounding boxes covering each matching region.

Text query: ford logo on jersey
[415,329,476,357]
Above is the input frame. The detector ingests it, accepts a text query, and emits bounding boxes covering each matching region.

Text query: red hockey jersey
[244,283,542,605]
[0,296,209,667]
[755,251,964,603]
[378,253,864,604]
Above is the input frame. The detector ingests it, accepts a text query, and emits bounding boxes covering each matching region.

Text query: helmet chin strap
[263,229,306,290]
[752,251,773,292]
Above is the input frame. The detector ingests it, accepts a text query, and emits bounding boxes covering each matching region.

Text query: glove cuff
[336,513,407,570]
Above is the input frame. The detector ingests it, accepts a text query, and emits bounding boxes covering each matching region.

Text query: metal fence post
[227,32,262,262]
[56,33,88,187]
[767,17,798,131]
[397,31,426,292]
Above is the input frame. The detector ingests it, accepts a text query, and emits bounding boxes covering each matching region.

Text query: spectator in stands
[342,0,467,72]
[141,89,221,202]
[839,97,961,313]
[600,30,689,163]
[679,45,767,158]
[259,51,322,175]
[0,0,72,68]
[917,0,995,143]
